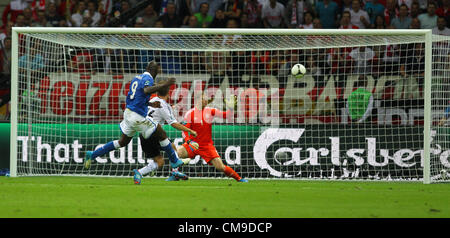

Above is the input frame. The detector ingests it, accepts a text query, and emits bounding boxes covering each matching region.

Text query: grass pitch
[0,176,449,218]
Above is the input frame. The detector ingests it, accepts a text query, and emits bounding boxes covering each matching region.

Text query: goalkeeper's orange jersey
[182,107,232,146]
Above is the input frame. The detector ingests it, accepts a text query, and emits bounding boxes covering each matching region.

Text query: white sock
[139,160,159,176]
[113,140,120,149]
[159,138,170,147]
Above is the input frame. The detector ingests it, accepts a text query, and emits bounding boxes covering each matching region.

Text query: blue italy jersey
[126,72,154,117]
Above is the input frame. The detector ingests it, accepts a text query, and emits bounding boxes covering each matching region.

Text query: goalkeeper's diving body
[171,92,248,182]
[84,61,186,171]
[132,80,198,184]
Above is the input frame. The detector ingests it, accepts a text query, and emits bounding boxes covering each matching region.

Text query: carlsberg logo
[253,128,450,178]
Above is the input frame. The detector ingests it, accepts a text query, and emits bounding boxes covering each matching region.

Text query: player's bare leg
[210,157,248,182]
[133,155,165,185]
[85,133,132,169]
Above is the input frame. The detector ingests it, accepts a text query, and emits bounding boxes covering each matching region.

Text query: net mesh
[12,29,450,182]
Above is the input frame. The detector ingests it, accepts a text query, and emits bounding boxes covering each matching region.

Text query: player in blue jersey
[84,61,186,171]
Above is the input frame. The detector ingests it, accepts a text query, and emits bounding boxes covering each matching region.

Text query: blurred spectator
[182,15,198,28]
[339,10,359,28]
[396,0,412,10]
[22,7,34,27]
[349,0,370,29]
[433,16,450,35]
[250,50,270,75]
[120,0,131,13]
[268,50,286,77]
[278,49,298,88]
[1,36,11,75]
[262,0,286,28]
[244,0,262,28]
[315,0,339,28]
[205,51,231,87]
[46,2,63,27]
[2,0,29,26]
[194,2,213,27]
[298,11,314,28]
[436,0,450,18]
[285,0,313,28]
[209,9,228,28]
[410,17,421,28]
[410,1,422,18]
[15,13,27,27]
[19,42,45,71]
[32,9,52,27]
[153,19,164,27]
[312,17,323,28]
[390,4,411,29]
[187,0,222,17]
[0,21,13,44]
[57,19,70,27]
[70,48,95,74]
[327,47,351,87]
[416,0,428,12]
[84,1,102,27]
[58,0,77,19]
[418,2,438,29]
[340,0,353,14]
[182,51,205,74]
[384,0,398,26]
[400,42,424,78]
[349,46,376,75]
[159,1,183,27]
[94,48,123,74]
[399,43,424,92]
[380,39,400,75]
[220,0,244,20]
[135,49,155,72]
[174,0,192,21]
[99,0,114,17]
[240,12,249,27]
[307,52,325,82]
[365,0,385,25]
[228,51,250,88]
[134,16,144,27]
[71,1,87,27]
[138,3,158,27]
[371,14,387,28]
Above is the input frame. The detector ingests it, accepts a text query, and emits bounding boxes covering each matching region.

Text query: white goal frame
[9,27,433,183]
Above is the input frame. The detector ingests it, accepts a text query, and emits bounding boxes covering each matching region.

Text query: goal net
[9,27,449,183]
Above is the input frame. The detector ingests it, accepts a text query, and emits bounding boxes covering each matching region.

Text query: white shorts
[120,108,157,139]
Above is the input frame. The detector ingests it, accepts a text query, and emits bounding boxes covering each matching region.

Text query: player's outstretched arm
[144,78,176,95]
[171,122,197,137]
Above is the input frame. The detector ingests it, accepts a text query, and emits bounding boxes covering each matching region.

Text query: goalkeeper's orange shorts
[182,143,220,164]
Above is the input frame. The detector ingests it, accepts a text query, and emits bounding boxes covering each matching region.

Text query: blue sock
[92,141,116,159]
[161,143,179,164]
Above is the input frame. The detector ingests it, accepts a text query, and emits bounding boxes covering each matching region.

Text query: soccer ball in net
[291,63,306,78]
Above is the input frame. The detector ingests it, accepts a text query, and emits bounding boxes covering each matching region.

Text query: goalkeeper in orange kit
[169,92,248,182]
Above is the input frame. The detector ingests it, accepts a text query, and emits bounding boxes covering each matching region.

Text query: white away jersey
[147,96,177,125]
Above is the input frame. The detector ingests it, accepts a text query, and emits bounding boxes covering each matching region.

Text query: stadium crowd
[0,0,449,121]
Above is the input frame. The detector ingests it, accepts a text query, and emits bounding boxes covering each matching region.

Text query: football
[291,63,306,78]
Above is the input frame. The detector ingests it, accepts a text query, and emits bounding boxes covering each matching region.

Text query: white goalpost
[9,27,449,183]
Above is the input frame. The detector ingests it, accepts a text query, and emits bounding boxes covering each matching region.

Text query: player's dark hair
[157,84,170,97]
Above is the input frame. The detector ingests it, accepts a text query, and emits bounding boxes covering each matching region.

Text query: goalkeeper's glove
[224,95,237,110]
[186,139,199,152]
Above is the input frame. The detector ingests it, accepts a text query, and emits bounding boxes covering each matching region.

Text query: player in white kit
[133,79,198,184]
